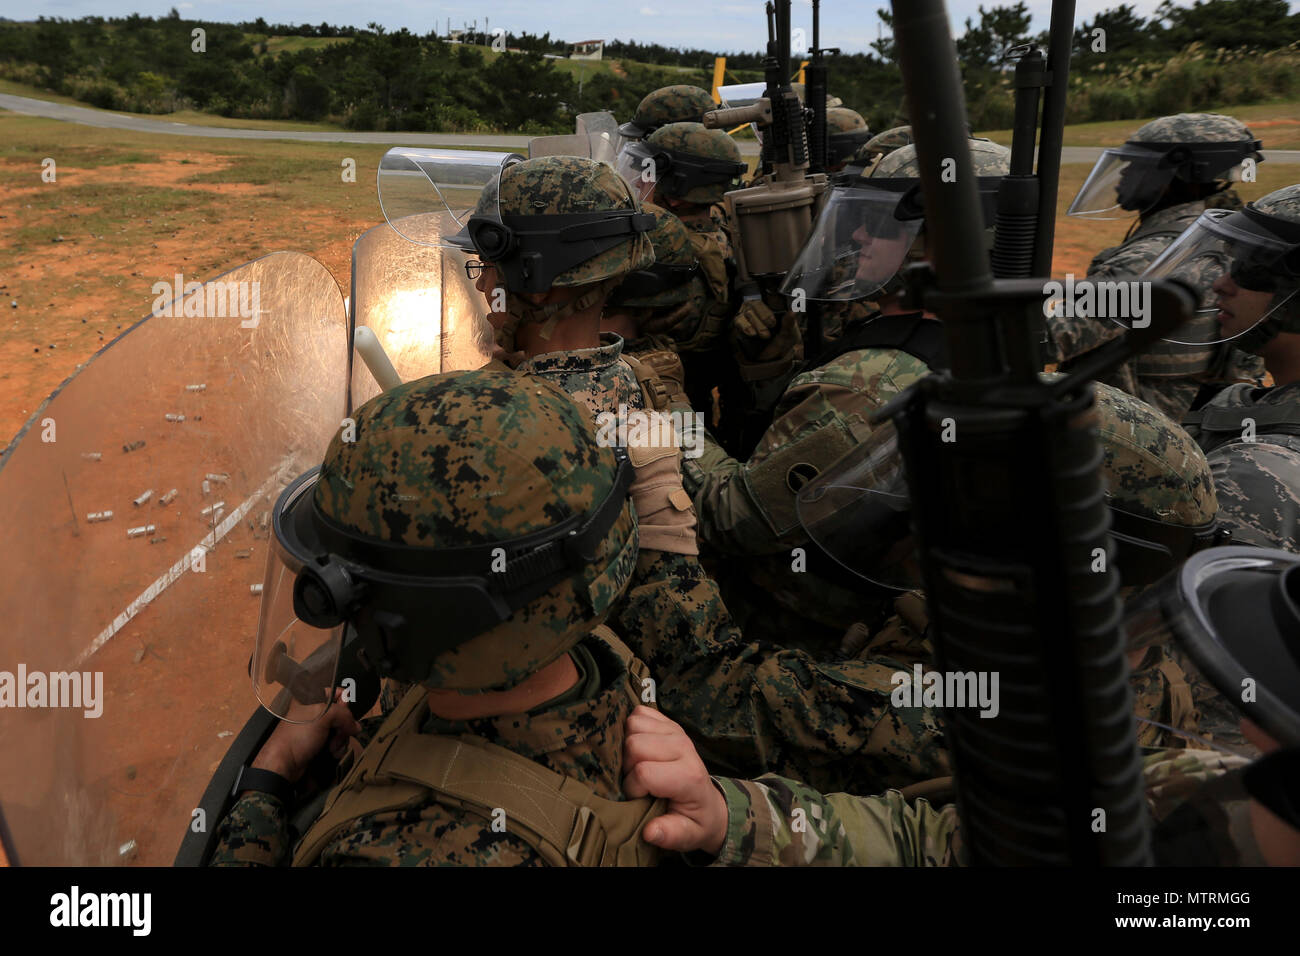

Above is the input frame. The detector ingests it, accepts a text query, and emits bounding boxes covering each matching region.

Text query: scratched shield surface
[349,213,493,407]
[0,253,347,865]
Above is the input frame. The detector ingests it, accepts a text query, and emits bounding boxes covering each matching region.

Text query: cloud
[639,6,658,14]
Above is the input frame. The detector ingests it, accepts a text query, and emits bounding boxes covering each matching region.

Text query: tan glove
[627,412,699,555]
[629,349,690,408]
[733,294,779,340]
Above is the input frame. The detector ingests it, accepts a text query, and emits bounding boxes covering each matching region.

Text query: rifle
[881,0,1198,865]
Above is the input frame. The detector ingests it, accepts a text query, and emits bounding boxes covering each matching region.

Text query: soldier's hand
[623,706,726,856]
[733,295,778,341]
[251,690,362,785]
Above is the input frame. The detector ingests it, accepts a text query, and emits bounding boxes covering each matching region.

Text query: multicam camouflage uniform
[1049,114,1266,421]
[708,748,1263,866]
[212,370,657,866]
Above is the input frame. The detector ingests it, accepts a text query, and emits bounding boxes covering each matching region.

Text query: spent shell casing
[185,384,206,392]
[87,510,113,522]
[199,500,225,516]
[164,413,185,423]
[249,584,264,595]
[122,440,145,453]
[201,479,211,495]
[149,536,167,544]
[126,524,156,538]
[205,472,230,483]
[81,452,102,461]
[234,549,252,559]
[133,489,153,506]
[160,488,178,505]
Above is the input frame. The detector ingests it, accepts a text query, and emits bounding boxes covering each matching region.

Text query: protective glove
[628,411,699,555]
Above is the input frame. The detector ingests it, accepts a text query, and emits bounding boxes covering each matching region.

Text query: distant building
[570,39,604,60]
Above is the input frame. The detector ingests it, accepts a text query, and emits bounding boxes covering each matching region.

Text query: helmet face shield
[1142,208,1300,345]
[251,450,635,711]
[1068,145,1179,219]
[795,420,917,590]
[616,142,659,202]
[780,183,924,302]
[378,148,524,247]
[251,472,344,723]
[1122,547,1300,748]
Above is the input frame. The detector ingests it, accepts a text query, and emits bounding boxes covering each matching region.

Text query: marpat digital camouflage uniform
[211,369,661,866]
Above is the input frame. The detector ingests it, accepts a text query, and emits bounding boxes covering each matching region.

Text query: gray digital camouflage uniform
[1049,113,1267,421]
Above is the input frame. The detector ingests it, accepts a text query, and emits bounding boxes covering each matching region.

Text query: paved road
[6,93,1300,165]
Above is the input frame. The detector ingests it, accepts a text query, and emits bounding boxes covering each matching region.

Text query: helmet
[853,125,912,167]
[1092,381,1224,585]
[1144,183,1300,352]
[825,107,871,169]
[446,155,655,295]
[1069,113,1262,220]
[618,85,716,140]
[607,202,701,308]
[1208,437,1300,550]
[796,380,1223,590]
[250,369,639,715]
[781,138,1010,302]
[617,122,746,206]
[790,82,842,109]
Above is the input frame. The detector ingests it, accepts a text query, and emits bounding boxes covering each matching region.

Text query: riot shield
[349,214,494,408]
[0,253,348,865]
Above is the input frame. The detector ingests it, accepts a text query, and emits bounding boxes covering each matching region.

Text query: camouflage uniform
[1050,114,1267,421]
[682,140,1011,641]
[211,370,658,866]
[708,748,1262,866]
[213,637,644,867]
[516,333,647,420]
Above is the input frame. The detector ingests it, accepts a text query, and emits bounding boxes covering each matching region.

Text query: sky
[2,1,1296,55]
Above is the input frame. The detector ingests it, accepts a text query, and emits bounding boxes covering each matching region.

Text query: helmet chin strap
[506,276,625,342]
[1235,291,1300,355]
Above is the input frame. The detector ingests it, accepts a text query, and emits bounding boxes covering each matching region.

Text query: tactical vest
[1182,394,1300,452]
[291,628,668,867]
[805,311,949,375]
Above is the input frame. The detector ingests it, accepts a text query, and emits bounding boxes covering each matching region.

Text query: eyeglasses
[464,259,487,281]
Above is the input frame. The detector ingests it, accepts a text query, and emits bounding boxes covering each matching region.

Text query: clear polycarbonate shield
[779,184,924,301]
[1122,547,1300,748]
[0,254,348,864]
[1141,208,1300,346]
[250,472,343,723]
[1067,145,1178,220]
[616,141,659,202]
[717,81,766,142]
[794,419,916,590]
[377,148,524,246]
[349,216,494,409]
[577,111,620,166]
